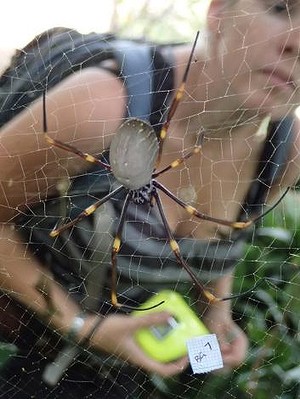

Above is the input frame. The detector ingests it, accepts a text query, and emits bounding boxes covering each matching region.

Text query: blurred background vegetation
[107,0,210,42]
[207,190,300,399]
[1,1,300,398]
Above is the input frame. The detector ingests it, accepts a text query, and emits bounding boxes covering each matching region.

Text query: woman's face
[209,0,300,119]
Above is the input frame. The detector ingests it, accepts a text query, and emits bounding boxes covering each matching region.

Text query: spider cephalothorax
[129,182,154,205]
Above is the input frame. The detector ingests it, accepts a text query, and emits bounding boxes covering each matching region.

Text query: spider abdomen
[110,118,159,190]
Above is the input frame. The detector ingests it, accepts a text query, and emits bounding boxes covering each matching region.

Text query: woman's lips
[262,68,296,91]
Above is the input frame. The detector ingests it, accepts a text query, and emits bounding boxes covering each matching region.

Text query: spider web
[0,1,300,398]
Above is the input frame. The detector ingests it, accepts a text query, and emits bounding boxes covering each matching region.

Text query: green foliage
[0,343,17,369]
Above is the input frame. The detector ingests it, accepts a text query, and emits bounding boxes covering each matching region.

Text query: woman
[0,0,299,397]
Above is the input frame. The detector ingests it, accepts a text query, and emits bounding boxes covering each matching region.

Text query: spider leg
[154,181,290,230]
[111,193,164,311]
[45,135,111,170]
[154,128,205,178]
[246,186,290,225]
[42,91,111,170]
[50,185,124,237]
[154,189,274,303]
[154,180,245,229]
[153,190,219,303]
[153,145,201,179]
[156,31,200,169]
[110,193,130,309]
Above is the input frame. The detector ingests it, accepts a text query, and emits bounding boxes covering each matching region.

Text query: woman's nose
[280,25,300,58]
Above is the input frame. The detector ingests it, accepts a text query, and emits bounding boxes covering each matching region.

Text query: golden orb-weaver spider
[43,32,288,311]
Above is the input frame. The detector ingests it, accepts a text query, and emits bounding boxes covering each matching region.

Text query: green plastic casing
[133,290,209,363]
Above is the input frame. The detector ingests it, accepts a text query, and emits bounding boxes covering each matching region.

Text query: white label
[186,334,223,374]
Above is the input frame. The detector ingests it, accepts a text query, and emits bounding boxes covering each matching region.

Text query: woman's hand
[85,311,189,377]
[203,305,248,370]
[200,274,249,370]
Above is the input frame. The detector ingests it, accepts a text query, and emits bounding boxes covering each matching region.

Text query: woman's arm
[0,67,126,222]
[0,223,82,334]
[0,222,188,377]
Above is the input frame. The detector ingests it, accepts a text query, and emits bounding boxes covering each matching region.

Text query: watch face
[149,316,179,340]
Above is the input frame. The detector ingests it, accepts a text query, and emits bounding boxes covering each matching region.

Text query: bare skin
[1,0,300,376]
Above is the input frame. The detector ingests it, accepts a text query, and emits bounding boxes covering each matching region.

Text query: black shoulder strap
[240,116,294,219]
[112,40,173,131]
[113,41,153,120]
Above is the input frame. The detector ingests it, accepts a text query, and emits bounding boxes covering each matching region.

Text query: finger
[128,313,191,376]
[129,311,172,331]
[222,334,248,367]
[124,337,189,377]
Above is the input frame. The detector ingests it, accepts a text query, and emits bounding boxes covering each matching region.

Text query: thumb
[129,311,172,331]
